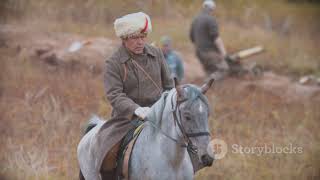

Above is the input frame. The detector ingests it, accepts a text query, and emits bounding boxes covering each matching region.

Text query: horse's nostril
[201,154,214,166]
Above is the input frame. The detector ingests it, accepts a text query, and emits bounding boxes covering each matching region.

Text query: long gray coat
[79,44,173,179]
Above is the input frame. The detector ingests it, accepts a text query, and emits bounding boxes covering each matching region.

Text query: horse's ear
[174,77,184,101]
[201,77,215,94]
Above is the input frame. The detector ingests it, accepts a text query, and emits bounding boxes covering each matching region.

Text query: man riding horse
[98,12,173,179]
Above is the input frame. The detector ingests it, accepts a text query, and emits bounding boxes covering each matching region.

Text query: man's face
[161,43,171,56]
[123,34,147,54]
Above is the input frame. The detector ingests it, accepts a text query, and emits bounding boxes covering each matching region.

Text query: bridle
[145,89,211,171]
[146,92,211,154]
[170,93,211,155]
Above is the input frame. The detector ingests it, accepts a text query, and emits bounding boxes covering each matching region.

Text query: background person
[189,0,229,80]
[160,35,184,82]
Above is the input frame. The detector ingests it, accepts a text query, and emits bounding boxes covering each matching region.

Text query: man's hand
[134,107,151,120]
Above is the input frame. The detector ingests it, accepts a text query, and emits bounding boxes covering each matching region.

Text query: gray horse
[78,79,214,180]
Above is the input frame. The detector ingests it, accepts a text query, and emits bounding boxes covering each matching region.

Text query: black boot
[79,170,85,180]
[101,170,117,180]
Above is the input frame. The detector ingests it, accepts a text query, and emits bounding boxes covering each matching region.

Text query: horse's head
[174,78,214,172]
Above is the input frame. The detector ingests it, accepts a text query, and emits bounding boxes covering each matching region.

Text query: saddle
[101,119,144,180]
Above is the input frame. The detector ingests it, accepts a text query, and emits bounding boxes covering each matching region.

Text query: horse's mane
[148,85,210,123]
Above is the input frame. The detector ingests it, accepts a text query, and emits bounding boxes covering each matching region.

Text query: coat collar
[118,44,156,63]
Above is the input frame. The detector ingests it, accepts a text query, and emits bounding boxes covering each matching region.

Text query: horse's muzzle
[201,154,214,167]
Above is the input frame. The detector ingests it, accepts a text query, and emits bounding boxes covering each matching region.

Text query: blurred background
[0,0,319,179]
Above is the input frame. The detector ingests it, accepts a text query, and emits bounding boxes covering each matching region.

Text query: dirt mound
[180,52,320,103]
[251,72,320,101]
[229,72,320,103]
[1,24,319,103]
[1,24,116,74]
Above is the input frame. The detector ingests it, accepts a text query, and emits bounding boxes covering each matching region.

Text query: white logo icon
[208,139,228,160]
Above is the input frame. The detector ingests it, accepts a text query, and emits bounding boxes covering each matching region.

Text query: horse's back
[77,115,106,180]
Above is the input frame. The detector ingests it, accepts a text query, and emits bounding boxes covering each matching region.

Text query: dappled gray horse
[78,79,214,180]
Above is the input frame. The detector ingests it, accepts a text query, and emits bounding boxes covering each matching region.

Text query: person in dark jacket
[101,12,174,179]
[190,0,229,80]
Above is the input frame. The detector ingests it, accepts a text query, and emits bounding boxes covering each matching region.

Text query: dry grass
[1,42,319,180]
[0,48,106,179]
[195,82,320,180]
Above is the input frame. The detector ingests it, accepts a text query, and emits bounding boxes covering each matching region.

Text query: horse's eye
[185,116,192,121]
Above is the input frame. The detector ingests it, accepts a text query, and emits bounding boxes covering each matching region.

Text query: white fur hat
[202,0,216,9]
[114,12,152,38]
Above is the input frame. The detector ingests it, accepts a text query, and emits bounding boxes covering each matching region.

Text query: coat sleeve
[104,60,140,118]
[158,49,174,90]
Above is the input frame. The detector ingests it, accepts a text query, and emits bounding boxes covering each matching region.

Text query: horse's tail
[83,114,104,135]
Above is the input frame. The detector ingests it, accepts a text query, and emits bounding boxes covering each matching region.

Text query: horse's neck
[148,91,188,164]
